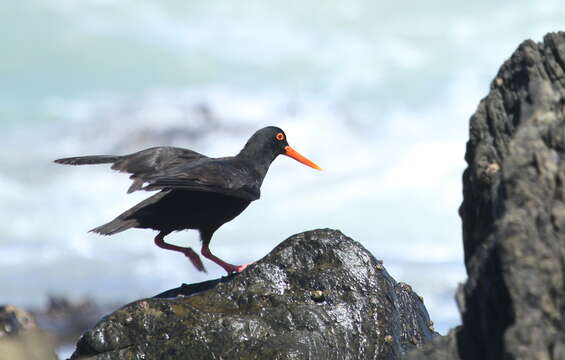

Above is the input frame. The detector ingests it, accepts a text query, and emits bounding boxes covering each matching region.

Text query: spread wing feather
[138,159,262,201]
[56,146,261,201]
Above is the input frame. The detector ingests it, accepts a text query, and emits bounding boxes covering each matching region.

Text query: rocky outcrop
[408,31,565,359]
[71,229,436,359]
[0,305,37,337]
[0,305,57,360]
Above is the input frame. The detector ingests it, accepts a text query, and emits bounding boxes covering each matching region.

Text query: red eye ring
[275,132,285,141]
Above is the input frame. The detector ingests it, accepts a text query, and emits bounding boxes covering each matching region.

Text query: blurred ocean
[1,0,564,335]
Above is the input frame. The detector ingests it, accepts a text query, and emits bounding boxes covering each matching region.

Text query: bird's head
[239,126,321,170]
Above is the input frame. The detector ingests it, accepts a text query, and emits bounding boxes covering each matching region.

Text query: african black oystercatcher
[55,126,321,273]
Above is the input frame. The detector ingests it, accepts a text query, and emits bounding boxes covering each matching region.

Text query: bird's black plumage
[55,126,320,273]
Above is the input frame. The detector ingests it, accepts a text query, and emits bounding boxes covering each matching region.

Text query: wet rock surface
[71,229,436,359]
[408,31,565,359]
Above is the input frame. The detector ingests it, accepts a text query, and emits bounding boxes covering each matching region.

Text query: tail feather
[90,191,171,236]
[90,218,139,235]
[54,155,122,166]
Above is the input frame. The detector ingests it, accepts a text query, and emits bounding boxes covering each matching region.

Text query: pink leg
[154,232,207,273]
[201,244,249,274]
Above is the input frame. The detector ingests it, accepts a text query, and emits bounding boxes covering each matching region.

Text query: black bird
[54,126,321,273]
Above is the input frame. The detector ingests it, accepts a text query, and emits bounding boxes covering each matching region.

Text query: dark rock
[71,229,436,359]
[407,31,565,359]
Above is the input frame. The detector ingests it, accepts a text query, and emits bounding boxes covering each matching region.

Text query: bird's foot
[222,263,249,274]
[154,232,207,272]
[200,245,250,274]
[184,248,207,273]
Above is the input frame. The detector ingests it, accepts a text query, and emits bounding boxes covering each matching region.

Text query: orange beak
[284,146,322,170]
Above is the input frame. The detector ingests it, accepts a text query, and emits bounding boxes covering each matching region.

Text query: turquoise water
[1,0,564,334]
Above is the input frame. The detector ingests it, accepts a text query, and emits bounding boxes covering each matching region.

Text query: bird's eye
[275,132,285,141]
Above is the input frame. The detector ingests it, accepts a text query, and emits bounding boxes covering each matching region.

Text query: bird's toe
[184,248,207,273]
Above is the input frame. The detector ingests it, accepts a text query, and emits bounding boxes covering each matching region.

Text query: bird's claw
[223,263,249,274]
[184,248,207,273]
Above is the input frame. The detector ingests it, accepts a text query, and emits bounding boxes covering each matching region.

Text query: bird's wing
[110,147,210,193]
[139,158,262,201]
